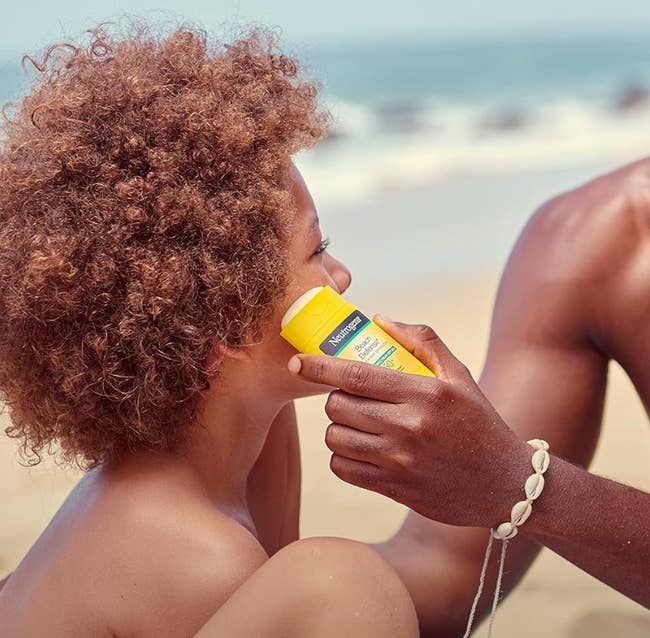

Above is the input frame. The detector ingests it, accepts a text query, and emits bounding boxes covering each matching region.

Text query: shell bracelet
[462,439,551,638]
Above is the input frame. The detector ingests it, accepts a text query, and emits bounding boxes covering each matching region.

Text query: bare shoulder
[495,159,650,347]
[89,466,269,636]
[0,467,268,637]
[530,160,649,270]
[1,463,269,638]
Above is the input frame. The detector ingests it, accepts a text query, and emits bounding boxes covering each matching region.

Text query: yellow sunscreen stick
[280,286,435,377]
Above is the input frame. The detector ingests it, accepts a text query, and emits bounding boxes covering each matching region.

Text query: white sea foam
[296,97,650,205]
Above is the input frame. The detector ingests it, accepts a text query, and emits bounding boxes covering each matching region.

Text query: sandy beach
[1,167,649,636]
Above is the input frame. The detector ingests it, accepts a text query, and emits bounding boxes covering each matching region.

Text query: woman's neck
[183,361,287,514]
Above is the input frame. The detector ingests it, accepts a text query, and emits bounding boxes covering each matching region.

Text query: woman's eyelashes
[312,236,331,257]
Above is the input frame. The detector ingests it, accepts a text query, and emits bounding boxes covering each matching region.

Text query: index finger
[289,354,422,402]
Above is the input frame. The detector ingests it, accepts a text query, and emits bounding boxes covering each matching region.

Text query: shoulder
[524,160,648,272]
[494,159,650,347]
[81,467,269,636]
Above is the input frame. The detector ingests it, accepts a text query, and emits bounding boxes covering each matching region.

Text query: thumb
[374,315,472,382]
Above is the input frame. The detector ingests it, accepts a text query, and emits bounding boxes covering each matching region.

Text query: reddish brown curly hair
[0,24,328,467]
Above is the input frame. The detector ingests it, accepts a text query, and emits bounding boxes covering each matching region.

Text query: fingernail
[288,355,302,374]
[376,314,392,323]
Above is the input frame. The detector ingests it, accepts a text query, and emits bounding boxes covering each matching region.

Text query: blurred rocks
[613,84,648,111]
[479,107,529,132]
[375,102,426,134]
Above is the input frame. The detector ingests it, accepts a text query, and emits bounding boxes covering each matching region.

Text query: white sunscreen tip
[280,286,324,329]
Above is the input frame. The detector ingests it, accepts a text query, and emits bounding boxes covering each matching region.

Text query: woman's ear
[206,342,253,372]
[222,344,254,363]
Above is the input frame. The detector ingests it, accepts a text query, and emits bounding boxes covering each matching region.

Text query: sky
[3,0,650,55]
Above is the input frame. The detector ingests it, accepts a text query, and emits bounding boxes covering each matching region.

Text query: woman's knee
[279,537,398,583]
[196,538,418,638]
[276,537,418,635]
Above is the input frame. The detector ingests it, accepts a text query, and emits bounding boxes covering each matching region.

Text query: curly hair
[0,23,328,467]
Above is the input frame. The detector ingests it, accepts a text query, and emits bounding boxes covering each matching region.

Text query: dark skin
[290,158,650,636]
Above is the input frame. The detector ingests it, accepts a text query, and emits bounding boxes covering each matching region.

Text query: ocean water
[2,33,650,208]
[292,33,650,204]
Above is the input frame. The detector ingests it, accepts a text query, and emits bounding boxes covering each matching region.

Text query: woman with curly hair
[0,25,418,637]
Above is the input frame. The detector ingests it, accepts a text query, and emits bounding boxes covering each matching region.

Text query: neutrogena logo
[319,310,370,356]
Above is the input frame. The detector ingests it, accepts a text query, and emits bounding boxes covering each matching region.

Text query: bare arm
[371,194,613,635]
[247,402,301,554]
[523,453,650,605]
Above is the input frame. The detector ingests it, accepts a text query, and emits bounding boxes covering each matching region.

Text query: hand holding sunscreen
[280,286,435,377]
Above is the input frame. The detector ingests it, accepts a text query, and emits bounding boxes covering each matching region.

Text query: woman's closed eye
[313,236,331,257]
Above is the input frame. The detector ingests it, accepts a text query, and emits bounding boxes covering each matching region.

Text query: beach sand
[1,170,649,635]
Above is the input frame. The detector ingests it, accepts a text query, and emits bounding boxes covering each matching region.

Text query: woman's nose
[326,253,352,294]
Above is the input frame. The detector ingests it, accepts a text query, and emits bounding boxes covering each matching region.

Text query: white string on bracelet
[462,438,550,638]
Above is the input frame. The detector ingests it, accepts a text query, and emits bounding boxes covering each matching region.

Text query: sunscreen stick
[280,286,435,377]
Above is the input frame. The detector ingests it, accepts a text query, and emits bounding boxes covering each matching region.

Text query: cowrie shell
[511,500,533,526]
[494,522,518,540]
[532,449,550,474]
[525,473,545,500]
[527,439,549,451]
[505,527,518,539]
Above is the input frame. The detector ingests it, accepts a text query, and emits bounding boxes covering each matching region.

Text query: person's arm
[316,308,604,638]
[522,453,650,604]
[375,194,613,636]
[292,310,613,636]
[247,402,301,554]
